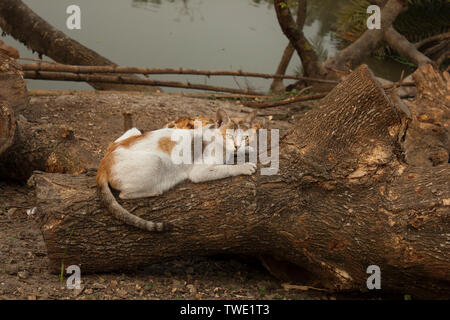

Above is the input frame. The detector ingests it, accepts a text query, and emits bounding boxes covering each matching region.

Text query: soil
[0,90,373,300]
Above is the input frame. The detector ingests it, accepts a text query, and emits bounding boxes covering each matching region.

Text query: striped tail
[97,173,168,232]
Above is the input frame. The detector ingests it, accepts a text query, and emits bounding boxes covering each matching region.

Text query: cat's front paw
[235,162,257,176]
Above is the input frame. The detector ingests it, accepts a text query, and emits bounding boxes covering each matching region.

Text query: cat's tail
[96,169,168,232]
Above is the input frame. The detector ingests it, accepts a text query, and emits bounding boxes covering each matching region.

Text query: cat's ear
[216,108,230,127]
[244,110,257,125]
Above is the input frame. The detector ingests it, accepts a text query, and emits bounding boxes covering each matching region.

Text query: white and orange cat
[97,109,258,232]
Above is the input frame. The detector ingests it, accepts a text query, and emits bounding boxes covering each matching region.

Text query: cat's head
[164,116,215,129]
[215,108,258,153]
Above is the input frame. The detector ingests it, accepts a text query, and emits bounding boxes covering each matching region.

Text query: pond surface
[3,0,406,92]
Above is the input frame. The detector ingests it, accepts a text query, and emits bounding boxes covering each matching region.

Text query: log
[0,52,28,115]
[0,51,21,157]
[0,103,15,156]
[32,65,450,298]
[0,120,97,181]
[0,52,96,181]
[402,64,450,166]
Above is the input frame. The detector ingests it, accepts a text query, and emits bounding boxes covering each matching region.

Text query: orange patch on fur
[158,136,177,154]
[97,149,121,189]
[164,116,215,129]
[105,132,151,153]
[97,132,152,189]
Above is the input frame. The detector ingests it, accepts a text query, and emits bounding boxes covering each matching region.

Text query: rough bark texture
[0,0,158,92]
[270,43,295,92]
[0,52,96,181]
[270,0,307,92]
[0,51,22,157]
[273,0,326,78]
[0,120,97,181]
[0,103,15,156]
[384,26,434,68]
[31,65,450,298]
[402,65,449,166]
[0,52,28,114]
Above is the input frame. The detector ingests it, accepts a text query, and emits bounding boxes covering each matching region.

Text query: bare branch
[325,0,408,71]
[22,70,265,95]
[415,32,450,49]
[273,0,326,78]
[384,26,434,67]
[19,62,338,84]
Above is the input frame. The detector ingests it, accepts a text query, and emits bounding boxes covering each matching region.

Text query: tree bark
[0,52,96,181]
[31,65,450,298]
[273,0,326,79]
[384,27,434,68]
[0,52,22,156]
[402,64,449,166]
[0,0,158,92]
[270,43,295,92]
[0,120,97,182]
[0,103,15,156]
[273,0,410,92]
[270,0,309,92]
[0,52,28,114]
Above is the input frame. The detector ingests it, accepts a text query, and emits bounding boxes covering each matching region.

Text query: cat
[163,111,261,154]
[96,108,258,232]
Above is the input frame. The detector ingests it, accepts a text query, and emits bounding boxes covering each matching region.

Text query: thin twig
[382,81,415,89]
[18,56,57,64]
[415,32,450,49]
[244,87,327,109]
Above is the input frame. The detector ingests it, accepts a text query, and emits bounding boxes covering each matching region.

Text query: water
[2,0,405,93]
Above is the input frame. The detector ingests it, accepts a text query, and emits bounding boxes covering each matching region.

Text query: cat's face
[163,109,260,153]
[216,109,259,154]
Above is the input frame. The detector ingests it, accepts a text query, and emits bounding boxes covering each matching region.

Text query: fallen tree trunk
[0,103,15,156]
[0,120,97,181]
[31,65,450,298]
[0,52,28,115]
[0,52,95,181]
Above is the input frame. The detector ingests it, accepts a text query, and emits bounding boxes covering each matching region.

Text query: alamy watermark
[366,265,381,290]
[367,5,381,30]
[169,121,279,175]
[66,5,81,30]
[66,265,81,289]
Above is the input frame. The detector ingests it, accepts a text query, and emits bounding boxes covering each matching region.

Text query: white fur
[111,126,256,199]
[114,127,141,142]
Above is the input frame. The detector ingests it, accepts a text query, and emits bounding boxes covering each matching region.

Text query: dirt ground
[0,90,387,300]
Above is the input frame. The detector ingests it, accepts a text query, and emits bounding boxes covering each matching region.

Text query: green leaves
[279,2,288,9]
